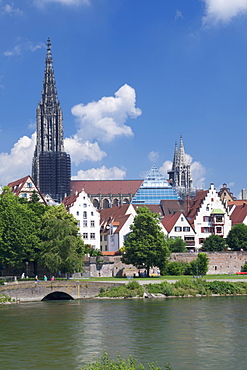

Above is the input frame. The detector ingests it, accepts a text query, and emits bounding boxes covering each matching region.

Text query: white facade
[167,213,196,249]
[193,184,232,249]
[107,214,135,252]
[68,190,100,250]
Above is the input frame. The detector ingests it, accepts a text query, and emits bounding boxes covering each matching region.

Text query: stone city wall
[170,252,247,274]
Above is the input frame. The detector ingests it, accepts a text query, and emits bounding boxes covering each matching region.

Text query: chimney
[186,195,191,213]
[241,189,246,200]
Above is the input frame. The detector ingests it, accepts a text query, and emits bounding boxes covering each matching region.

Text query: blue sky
[1,0,247,197]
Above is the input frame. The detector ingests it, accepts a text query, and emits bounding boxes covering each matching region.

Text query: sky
[1,0,247,198]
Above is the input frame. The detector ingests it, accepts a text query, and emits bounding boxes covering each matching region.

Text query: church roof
[70,180,142,196]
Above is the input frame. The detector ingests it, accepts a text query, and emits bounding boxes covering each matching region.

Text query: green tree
[226,223,247,251]
[168,237,187,253]
[202,234,226,252]
[122,206,170,276]
[40,204,85,273]
[187,253,209,276]
[0,187,41,268]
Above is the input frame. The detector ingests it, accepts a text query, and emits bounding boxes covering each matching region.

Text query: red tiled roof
[160,199,188,215]
[62,193,79,209]
[228,200,247,207]
[8,175,30,196]
[133,204,164,215]
[70,180,142,196]
[186,190,208,226]
[161,212,182,233]
[230,203,247,226]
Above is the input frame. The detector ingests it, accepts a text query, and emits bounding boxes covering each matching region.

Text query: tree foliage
[122,207,170,276]
[202,234,226,252]
[168,237,187,253]
[0,187,41,268]
[40,204,85,273]
[188,253,209,276]
[226,223,247,251]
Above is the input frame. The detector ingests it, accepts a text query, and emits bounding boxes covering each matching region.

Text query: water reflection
[1,297,247,369]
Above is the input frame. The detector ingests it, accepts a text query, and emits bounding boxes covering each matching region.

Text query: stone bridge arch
[42,291,74,301]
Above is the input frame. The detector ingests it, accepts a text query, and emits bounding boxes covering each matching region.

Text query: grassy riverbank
[97,278,247,298]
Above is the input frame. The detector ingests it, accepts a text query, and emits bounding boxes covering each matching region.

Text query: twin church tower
[32,39,193,201]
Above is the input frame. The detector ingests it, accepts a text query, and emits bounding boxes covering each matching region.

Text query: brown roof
[230,203,247,226]
[161,212,182,233]
[133,204,164,215]
[186,190,208,226]
[8,175,30,196]
[228,200,247,207]
[62,193,79,210]
[160,199,188,215]
[70,180,142,196]
[100,204,135,233]
[7,175,45,203]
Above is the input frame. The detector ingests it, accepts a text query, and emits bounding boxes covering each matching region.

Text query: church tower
[32,38,71,202]
[167,136,193,197]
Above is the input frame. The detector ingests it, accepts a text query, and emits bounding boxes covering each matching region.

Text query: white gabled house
[100,204,137,252]
[63,189,100,250]
[161,212,196,249]
[7,175,46,204]
[186,183,232,249]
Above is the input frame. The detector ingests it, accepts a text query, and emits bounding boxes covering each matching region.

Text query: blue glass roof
[131,166,180,205]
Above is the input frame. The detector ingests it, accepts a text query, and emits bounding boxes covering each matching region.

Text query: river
[0,296,247,369]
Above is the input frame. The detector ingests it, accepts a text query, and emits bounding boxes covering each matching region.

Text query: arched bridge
[0,280,123,302]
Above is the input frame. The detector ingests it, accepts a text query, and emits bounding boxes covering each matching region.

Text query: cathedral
[32,39,71,202]
[167,135,193,197]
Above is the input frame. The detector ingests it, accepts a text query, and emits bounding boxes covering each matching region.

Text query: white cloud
[159,160,172,176]
[72,165,126,180]
[71,84,142,142]
[175,10,183,20]
[148,151,159,163]
[64,136,106,165]
[202,0,247,26]
[1,3,24,16]
[4,41,45,57]
[34,0,90,7]
[0,134,36,186]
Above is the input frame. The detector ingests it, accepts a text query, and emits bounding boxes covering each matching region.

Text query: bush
[80,352,174,370]
[98,281,144,298]
[163,261,188,276]
[145,281,175,296]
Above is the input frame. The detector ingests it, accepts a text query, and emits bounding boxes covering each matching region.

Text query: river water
[1,296,247,370]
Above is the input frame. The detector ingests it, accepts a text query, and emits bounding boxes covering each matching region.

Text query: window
[199,238,204,244]
[100,235,102,241]
[21,193,27,198]
[83,203,87,207]
[90,220,95,227]
[90,233,95,239]
[83,233,88,239]
[203,216,211,222]
[181,217,184,221]
[91,212,94,216]
[104,235,107,241]
[27,182,32,188]
[77,220,80,227]
[175,227,182,232]
[215,215,223,222]
[83,220,87,227]
[183,227,190,232]
[83,211,87,219]
[216,227,222,234]
[76,211,79,216]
